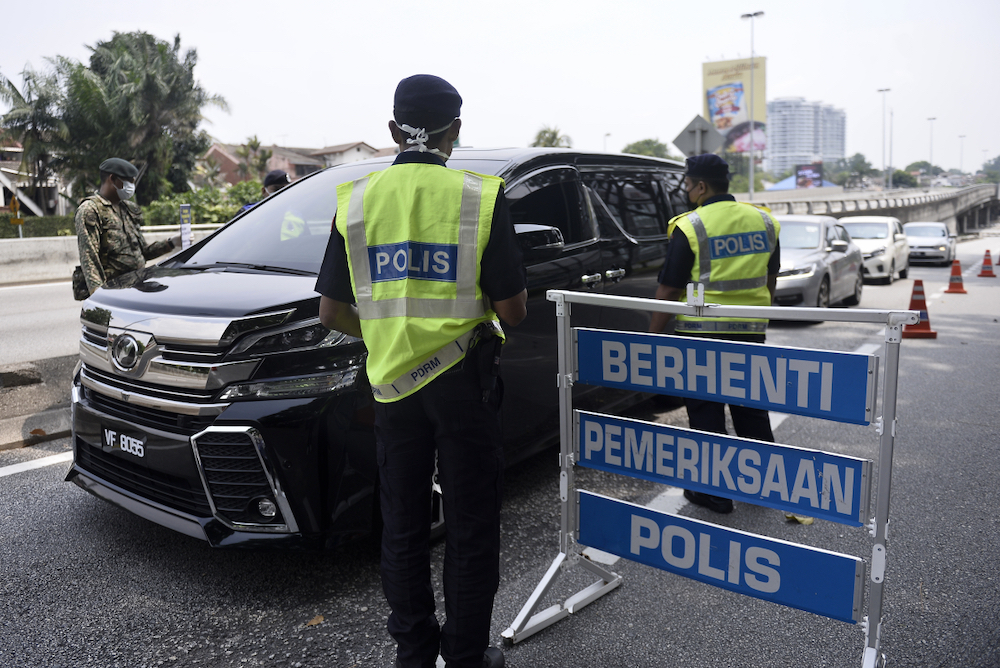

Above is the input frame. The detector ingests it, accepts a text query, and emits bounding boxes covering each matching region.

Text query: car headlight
[229,317,356,357]
[777,264,815,279]
[864,247,887,259]
[218,362,363,401]
[937,245,947,252]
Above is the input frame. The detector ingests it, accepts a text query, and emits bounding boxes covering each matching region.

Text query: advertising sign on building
[796,163,824,189]
[702,58,767,154]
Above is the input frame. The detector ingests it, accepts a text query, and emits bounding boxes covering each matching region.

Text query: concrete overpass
[736,184,999,234]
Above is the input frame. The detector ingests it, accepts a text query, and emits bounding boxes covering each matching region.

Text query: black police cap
[263,170,290,187]
[686,153,730,181]
[394,74,462,125]
[99,158,139,180]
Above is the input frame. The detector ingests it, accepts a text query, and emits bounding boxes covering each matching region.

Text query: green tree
[235,136,272,182]
[530,126,571,148]
[983,154,1000,173]
[904,160,943,177]
[892,170,918,188]
[622,138,681,160]
[55,32,227,204]
[0,66,69,214]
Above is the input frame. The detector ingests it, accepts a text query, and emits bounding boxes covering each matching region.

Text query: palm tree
[531,126,572,148]
[0,66,69,213]
[56,32,228,203]
[235,136,272,182]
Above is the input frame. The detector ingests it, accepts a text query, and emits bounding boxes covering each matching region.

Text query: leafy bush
[142,181,261,227]
[0,213,76,239]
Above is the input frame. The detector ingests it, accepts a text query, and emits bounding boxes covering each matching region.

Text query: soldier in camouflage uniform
[73,158,180,299]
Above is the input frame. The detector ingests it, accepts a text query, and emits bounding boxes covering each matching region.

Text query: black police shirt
[315,151,526,306]
[658,194,781,289]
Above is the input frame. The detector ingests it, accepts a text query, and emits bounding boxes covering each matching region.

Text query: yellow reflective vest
[671,201,779,334]
[336,162,505,402]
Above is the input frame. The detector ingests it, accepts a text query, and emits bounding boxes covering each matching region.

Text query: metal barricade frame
[502,285,918,668]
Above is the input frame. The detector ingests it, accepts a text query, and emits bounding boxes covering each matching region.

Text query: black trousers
[373,349,503,668]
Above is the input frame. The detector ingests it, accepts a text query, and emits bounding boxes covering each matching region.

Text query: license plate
[102,426,146,458]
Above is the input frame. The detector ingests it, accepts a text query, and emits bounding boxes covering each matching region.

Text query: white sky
[4,0,998,173]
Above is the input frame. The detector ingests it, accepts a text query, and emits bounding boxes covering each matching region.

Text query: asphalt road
[1,235,998,667]
[0,281,79,366]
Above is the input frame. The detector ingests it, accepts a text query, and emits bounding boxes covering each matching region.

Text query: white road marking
[0,451,73,478]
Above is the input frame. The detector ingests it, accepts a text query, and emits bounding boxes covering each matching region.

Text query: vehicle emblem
[120,392,130,402]
[112,334,141,370]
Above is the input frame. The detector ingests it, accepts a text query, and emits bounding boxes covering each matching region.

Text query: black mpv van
[68,147,686,548]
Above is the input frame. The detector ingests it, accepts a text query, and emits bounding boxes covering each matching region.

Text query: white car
[838,216,910,284]
[904,221,957,266]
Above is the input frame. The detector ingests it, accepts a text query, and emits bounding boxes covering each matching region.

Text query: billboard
[703,58,767,154]
[796,163,824,189]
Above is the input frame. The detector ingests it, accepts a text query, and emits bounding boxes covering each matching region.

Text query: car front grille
[192,430,287,526]
[85,386,216,435]
[76,438,213,517]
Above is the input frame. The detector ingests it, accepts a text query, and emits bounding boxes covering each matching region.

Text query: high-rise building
[765,98,846,177]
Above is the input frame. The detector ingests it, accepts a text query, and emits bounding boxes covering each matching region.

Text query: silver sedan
[904,221,957,265]
[773,215,865,308]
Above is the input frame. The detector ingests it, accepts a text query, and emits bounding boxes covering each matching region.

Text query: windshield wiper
[181,262,315,276]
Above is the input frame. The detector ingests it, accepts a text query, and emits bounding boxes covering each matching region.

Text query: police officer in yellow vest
[316,75,526,668]
[650,153,780,514]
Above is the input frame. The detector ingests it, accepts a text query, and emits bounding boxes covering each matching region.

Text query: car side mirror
[829,240,849,253]
[515,223,565,263]
[894,233,907,241]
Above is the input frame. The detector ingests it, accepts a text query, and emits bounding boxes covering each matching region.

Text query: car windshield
[905,224,946,237]
[840,222,890,239]
[779,221,821,249]
[179,156,514,275]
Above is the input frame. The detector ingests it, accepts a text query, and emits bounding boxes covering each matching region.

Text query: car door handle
[605,268,626,282]
[581,273,603,287]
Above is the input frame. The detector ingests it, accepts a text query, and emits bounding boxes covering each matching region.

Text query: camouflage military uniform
[74,193,174,296]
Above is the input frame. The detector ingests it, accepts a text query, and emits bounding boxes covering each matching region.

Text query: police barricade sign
[576,411,871,526]
[576,329,877,425]
[503,289,918,667]
[578,491,864,623]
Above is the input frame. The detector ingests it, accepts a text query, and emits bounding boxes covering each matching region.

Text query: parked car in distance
[773,215,864,308]
[67,147,687,549]
[903,222,956,265]
[838,216,909,284]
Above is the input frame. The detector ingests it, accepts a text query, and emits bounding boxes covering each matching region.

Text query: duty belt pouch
[71,266,89,301]
[468,322,504,402]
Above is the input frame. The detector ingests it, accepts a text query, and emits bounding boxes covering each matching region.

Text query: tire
[816,276,831,308]
[843,272,863,306]
[899,260,909,279]
[883,262,895,285]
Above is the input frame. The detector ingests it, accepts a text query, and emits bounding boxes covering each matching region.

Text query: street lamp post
[877,88,890,188]
[741,11,764,202]
[927,117,936,181]
[604,133,611,152]
[959,135,966,173]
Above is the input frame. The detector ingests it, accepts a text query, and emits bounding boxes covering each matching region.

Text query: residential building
[203,141,396,187]
[764,98,846,177]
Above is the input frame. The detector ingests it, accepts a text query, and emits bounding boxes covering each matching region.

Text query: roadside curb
[0,407,72,451]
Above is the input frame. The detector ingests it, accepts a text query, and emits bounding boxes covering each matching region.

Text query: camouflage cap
[99,158,139,180]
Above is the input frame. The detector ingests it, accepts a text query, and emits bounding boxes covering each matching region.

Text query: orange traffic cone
[943,259,967,294]
[902,280,937,339]
[978,250,997,278]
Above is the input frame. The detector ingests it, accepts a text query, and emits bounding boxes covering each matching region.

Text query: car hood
[779,247,827,270]
[905,235,946,244]
[85,266,320,319]
[848,238,892,253]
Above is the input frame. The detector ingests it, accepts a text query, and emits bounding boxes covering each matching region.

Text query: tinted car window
[584,172,675,238]
[841,222,890,239]
[836,225,852,242]
[780,221,820,248]
[507,168,594,245]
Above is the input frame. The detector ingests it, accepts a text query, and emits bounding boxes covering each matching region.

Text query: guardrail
[761,184,997,217]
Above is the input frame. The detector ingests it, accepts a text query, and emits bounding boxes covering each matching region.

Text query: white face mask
[116,179,136,201]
